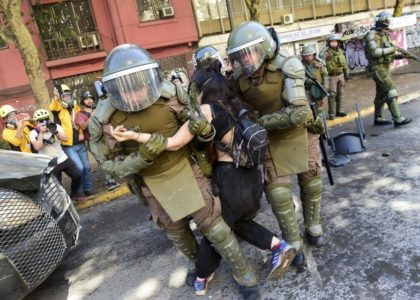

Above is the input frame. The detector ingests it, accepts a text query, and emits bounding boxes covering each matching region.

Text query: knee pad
[203,216,230,244]
[386,89,398,103]
[267,186,293,209]
[300,176,322,197]
[165,226,199,261]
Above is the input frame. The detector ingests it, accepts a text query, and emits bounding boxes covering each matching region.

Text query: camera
[38,120,57,133]
[46,121,58,133]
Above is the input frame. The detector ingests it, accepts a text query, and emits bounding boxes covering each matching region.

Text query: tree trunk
[3,0,50,111]
[245,0,261,22]
[393,0,405,17]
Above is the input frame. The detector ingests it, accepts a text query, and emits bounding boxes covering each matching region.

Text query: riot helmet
[102,44,163,112]
[327,33,342,48]
[227,21,278,80]
[301,44,317,63]
[193,46,225,70]
[327,34,342,42]
[375,11,392,30]
[301,44,317,56]
[79,91,95,107]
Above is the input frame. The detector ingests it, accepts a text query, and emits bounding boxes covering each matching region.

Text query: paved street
[28,99,420,300]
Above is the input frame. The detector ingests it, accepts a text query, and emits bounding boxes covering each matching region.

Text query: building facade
[0,0,198,112]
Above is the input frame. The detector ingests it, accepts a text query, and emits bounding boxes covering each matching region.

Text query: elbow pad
[258,102,310,131]
[100,152,152,179]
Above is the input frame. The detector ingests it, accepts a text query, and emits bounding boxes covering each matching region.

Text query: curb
[75,91,420,211]
[326,91,420,127]
[75,184,130,211]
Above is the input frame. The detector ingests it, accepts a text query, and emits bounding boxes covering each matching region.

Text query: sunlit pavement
[28,99,420,300]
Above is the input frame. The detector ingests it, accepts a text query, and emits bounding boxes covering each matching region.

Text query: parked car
[0,150,81,300]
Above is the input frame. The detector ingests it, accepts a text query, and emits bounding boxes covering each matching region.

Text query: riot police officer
[90,44,259,299]
[301,44,329,115]
[193,46,225,70]
[364,11,412,127]
[226,22,326,268]
[324,33,349,120]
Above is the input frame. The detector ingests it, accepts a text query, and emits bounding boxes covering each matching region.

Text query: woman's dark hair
[191,62,243,115]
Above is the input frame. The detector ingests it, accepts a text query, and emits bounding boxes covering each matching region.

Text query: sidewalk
[74,56,420,211]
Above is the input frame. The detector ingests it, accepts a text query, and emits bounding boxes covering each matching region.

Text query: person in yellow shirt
[1,104,32,153]
[50,84,94,197]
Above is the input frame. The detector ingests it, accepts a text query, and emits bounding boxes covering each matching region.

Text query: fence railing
[42,31,103,60]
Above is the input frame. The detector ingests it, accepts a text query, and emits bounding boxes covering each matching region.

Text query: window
[137,0,174,22]
[33,0,102,60]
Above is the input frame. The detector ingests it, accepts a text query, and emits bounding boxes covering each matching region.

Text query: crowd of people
[0,84,120,203]
[0,12,413,299]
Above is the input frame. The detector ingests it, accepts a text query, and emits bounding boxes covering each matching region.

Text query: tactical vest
[238,61,309,176]
[365,31,395,67]
[238,64,284,115]
[326,48,347,76]
[110,97,189,177]
[303,60,323,89]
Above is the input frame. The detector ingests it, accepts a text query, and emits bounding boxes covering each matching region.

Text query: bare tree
[0,0,50,111]
[393,0,405,17]
[245,0,261,22]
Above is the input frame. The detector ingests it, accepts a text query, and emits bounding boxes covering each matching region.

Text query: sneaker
[194,273,214,296]
[267,241,296,280]
[336,111,347,117]
[106,179,120,191]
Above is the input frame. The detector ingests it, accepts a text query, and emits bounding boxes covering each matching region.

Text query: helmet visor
[227,42,265,80]
[103,64,163,112]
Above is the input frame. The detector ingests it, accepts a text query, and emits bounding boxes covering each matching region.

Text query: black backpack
[217,108,268,168]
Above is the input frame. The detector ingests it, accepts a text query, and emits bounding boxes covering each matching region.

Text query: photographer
[51,84,95,197]
[1,105,32,153]
[30,109,85,202]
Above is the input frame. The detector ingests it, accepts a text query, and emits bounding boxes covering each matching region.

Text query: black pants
[52,158,82,197]
[196,162,274,278]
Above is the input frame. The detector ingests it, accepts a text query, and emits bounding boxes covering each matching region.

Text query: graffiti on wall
[390,29,408,68]
[344,39,368,71]
[406,21,420,49]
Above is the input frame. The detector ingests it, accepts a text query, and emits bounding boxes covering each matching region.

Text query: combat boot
[165,226,199,286]
[387,98,412,127]
[300,176,326,247]
[327,92,336,120]
[239,285,260,300]
[373,100,393,125]
[202,216,258,288]
[336,92,347,117]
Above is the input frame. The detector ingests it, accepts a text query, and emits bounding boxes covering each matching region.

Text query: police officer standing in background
[364,11,412,127]
[324,33,349,120]
[301,44,329,115]
[226,21,326,268]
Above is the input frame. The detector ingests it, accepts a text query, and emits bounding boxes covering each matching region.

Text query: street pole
[226,0,235,30]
